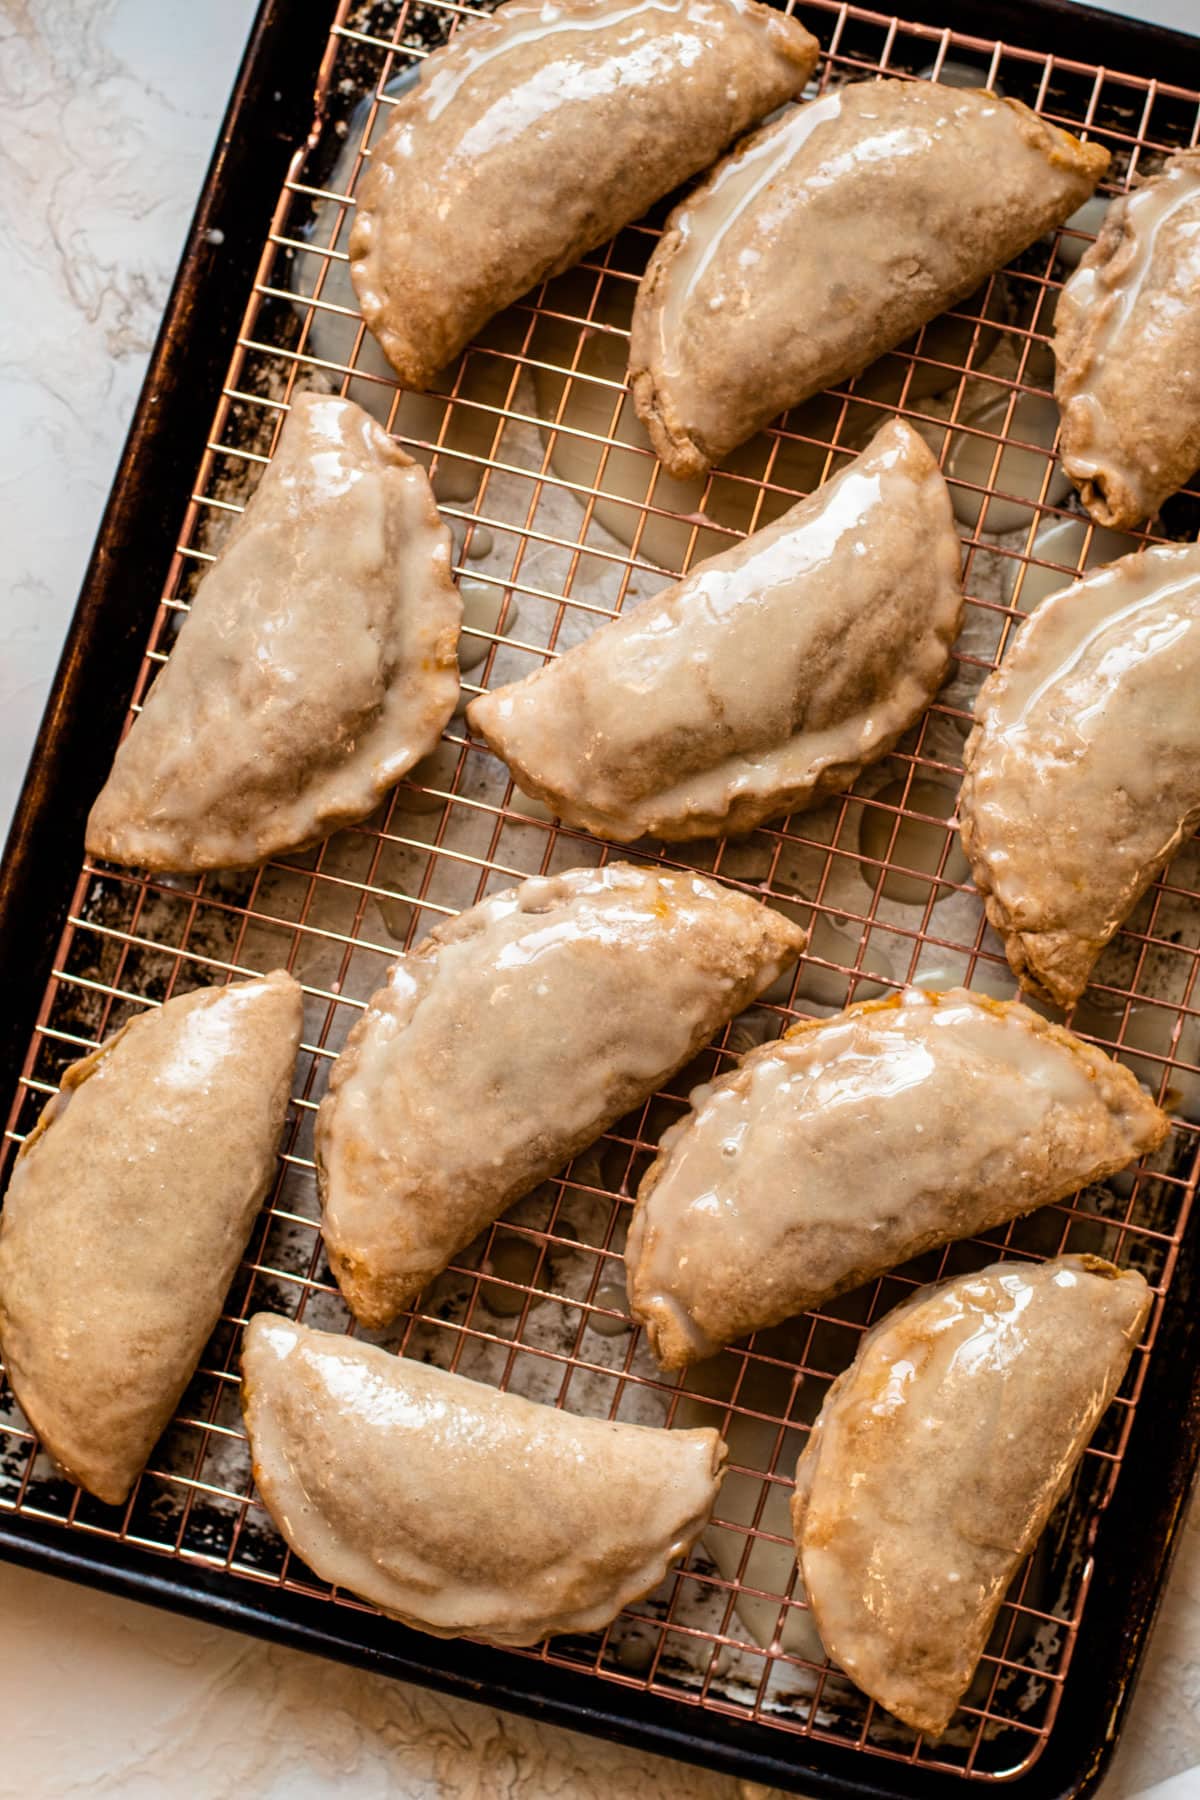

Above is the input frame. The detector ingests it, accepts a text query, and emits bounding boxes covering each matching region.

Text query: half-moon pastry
[791,1254,1150,1737]
[960,543,1200,1009]
[1056,152,1200,528]
[468,419,963,842]
[87,393,462,872]
[0,973,303,1505]
[241,1313,726,1643]
[630,78,1109,480]
[626,986,1167,1369]
[316,862,804,1328]
[348,0,819,390]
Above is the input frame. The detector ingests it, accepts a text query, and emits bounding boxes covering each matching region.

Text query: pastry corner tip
[628,366,712,484]
[770,5,821,73]
[772,910,810,959]
[463,688,493,736]
[1074,470,1146,533]
[326,1251,410,1334]
[1083,136,1114,181]
[258,967,307,1013]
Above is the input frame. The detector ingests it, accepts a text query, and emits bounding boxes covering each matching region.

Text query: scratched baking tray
[3,0,1200,1794]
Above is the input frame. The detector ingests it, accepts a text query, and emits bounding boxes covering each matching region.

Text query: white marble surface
[2,1,1200,1795]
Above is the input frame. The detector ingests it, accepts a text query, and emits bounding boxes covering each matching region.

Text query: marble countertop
[2,1,1200,1795]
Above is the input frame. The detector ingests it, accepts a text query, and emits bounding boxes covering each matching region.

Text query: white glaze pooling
[654,88,845,356]
[0,974,303,1506]
[961,543,1200,1009]
[86,393,462,872]
[791,1255,1150,1737]
[1056,151,1200,528]
[241,1315,725,1645]
[350,0,817,388]
[315,863,804,1328]
[626,987,1166,1369]
[469,420,962,841]
[629,77,1108,479]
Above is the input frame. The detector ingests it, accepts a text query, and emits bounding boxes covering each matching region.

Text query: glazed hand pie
[87,393,461,872]
[468,420,963,841]
[630,78,1109,480]
[791,1255,1150,1737]
[1056,152,1200,528]
[960,543,1200,1008]
[241,1314,725,1644]
[349,0,818,389]
[0,973,303,1505]
[626,986,1166,1369]
[316,862,804,1328]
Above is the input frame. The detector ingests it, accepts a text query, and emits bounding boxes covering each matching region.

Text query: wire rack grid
[3,0,1200,1786]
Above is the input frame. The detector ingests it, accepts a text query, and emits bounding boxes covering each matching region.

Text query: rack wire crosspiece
[3,0,1200,1786]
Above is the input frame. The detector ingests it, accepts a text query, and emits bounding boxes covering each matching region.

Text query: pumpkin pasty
[469,420,962,842]
[87,393,461,872]
[627,986,1166,1369]
[316,862,804,1328]
[242,1314,726,1644]
[0,973,303,1504]
[792,1255,1149,1736]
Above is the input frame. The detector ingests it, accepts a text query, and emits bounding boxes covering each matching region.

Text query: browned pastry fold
[242,1314,725,1645]
[87,393,461,873]
[349,0,818,390]
[960,543,1200,1009]
[0,974,302,1506]
[626,987,1167,1370]
[630,77,1108,480]
[468,419,962,841]
[315,862,805,1328]
[1056,151,1200,528]
[792,1255,1150,1737]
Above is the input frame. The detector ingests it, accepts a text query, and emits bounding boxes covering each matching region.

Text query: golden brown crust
[468,728,916,844]
[627,353,712,484]
[956,780,1093,1009]
[999,91,1109,183]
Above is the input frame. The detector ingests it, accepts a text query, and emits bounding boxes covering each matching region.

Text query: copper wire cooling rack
[4,0,1200,1791]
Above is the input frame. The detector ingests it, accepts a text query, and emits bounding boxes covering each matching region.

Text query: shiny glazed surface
[791,1255,1150,1737]
[241,1314,726,1644]
[315,862,805,1328]
[0,974,303,1506]
[629,77,1108,480]
[1056,150,1200,528]
[960,543,1200,1008]
[349,0,817,388]
[626,987,1167,1368]
[468,420,963,841]
[86,393,462,872]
